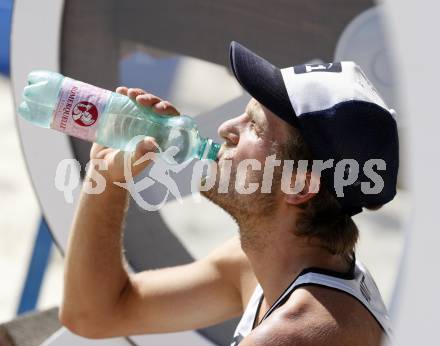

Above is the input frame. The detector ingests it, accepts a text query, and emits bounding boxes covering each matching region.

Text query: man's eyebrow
[245,103,253,117]
[246,102,264,125]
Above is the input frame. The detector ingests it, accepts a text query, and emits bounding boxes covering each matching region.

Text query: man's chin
[199,186,216,203]
[200,186,228,209]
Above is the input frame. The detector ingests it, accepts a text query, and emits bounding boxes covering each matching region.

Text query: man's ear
[284,170,319,206]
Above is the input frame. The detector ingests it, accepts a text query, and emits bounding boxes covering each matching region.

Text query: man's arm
[59,88,252,338]
[60,177,131,336]
[60,175,249,338]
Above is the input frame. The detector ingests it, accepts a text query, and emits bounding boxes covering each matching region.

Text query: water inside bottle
[97,112,197,164]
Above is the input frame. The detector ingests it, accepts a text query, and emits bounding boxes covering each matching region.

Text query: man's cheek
[221,147,237,160]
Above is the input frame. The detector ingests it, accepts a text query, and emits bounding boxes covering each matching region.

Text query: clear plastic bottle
[18,70,220,164]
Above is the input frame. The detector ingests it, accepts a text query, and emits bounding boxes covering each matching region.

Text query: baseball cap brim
[229,41,297,126]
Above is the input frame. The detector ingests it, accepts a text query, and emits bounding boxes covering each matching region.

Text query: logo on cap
[294,63,342,74]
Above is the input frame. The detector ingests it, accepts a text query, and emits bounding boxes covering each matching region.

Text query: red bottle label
[51,77,111,142]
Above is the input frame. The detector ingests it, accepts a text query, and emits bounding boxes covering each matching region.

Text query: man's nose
[218,118,239,145]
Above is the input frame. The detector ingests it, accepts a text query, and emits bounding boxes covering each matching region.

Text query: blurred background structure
[0,0,414,345]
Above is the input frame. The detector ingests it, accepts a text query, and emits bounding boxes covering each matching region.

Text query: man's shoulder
[241,284,384,346]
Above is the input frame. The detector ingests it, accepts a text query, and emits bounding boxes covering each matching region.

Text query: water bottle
[18,70,220,164]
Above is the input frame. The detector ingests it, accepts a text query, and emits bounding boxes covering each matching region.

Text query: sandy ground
[0,69,407,330]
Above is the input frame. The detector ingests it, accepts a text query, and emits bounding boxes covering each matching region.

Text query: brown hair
[281,125,359,258]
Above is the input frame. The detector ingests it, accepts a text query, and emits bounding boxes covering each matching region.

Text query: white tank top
[230,259,392,345]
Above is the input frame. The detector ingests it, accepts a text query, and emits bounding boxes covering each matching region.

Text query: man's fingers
[132,137,158,166]
[116,86,128,95]
[123,87,180,116]
[93,147,114,160]
[152,101,180,116]
[127,88,149,100]
[129,137,158,177]
[136,93,162,107]
[118,87,180,118]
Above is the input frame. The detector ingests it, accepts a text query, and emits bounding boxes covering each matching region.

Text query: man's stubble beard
[200,157,283,250]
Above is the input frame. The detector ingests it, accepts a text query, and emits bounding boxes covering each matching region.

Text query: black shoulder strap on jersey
[254,253,356,329]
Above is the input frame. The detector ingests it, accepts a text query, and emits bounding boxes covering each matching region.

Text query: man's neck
[238,210,352,309]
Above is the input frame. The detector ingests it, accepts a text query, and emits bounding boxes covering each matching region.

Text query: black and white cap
[229,41,399,216]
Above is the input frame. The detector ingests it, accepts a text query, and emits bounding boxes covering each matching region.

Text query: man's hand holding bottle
[89,87,180,184]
